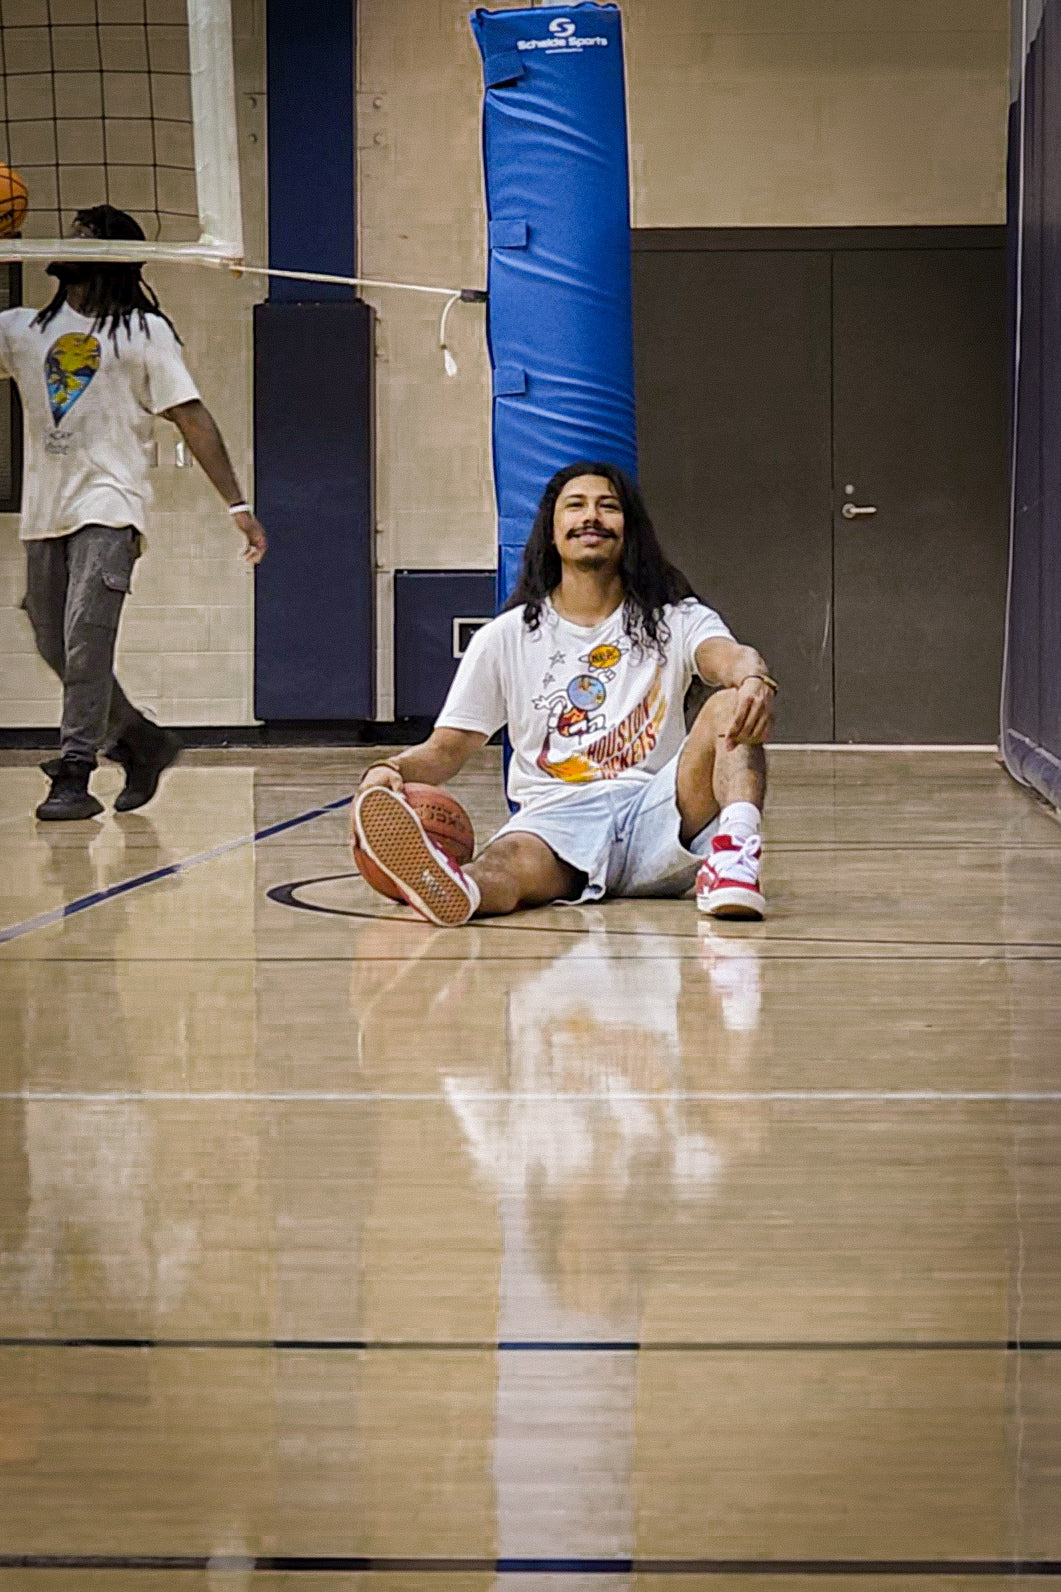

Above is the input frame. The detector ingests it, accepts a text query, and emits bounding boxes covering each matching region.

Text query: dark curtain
[1004,0,1061,806]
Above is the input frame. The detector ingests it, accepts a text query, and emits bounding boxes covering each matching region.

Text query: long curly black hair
[506,460,698,659]
[35,204,182,349]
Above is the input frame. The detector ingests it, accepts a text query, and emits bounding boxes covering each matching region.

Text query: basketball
[0,166,28,237]
[353,782,475,900]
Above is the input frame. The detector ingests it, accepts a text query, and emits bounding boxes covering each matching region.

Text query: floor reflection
[436,925,765,1560]
[1,815,205,1335]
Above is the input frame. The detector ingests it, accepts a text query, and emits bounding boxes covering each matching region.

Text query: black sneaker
[108,725,182,812]
[35,757,104,821]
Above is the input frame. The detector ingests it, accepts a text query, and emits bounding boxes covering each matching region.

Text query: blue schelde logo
[516,16,609,51]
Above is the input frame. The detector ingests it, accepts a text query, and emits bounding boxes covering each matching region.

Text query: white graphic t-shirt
[437,596,733,812]
[0,304,200,539]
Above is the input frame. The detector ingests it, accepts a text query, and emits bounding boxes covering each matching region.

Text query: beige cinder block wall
[0,0,266,732]
[357,0,495,719]
[359,0,1008,716]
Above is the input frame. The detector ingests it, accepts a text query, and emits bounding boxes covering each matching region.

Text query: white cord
[233,267,485,376]
[439,290,462,377]
[232,263,462,296]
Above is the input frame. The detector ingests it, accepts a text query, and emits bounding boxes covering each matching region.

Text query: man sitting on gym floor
[353,461,776,926]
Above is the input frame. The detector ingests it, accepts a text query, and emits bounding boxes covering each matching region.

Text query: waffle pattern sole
[355,788,474,927]
[696,885,767,920]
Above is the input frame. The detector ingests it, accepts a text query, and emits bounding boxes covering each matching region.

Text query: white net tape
[0,0,487,370]
[0,0,242,262]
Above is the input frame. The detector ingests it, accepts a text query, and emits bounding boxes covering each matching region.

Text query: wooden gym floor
[0,745,1059,1590]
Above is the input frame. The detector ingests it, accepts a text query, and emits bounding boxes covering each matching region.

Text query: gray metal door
[632,244,833,741]
[831,248,1008,742]
[632,231,1008,743]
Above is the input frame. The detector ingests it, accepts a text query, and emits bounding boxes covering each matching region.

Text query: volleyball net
[0,0,242,264]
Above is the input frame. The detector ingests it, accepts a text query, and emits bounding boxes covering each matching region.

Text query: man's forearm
[385,734,473,787]
[166,399,266,563]
[172,402,244,504]
[718,646,772,691]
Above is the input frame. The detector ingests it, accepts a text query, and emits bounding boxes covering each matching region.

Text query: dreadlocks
[506,461,699,660]
[34,204,182,349]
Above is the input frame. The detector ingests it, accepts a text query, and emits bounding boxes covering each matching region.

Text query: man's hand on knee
[724,676,776,749]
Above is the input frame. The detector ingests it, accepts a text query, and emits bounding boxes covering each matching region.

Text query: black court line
[5,948,1061,961]
[3,1336,1060,1352]
[268,874,1061,948]
[3,841,1059,951]
[3,1554,1061,1574]
[275,837,1061,850]
[766,841,1061,850]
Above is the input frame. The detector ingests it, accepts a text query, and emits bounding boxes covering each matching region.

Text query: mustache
[566,521,616,538]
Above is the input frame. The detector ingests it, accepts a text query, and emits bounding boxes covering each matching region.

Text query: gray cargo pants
[22,524,152,764]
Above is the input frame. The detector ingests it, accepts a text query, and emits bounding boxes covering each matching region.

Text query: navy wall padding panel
[394,570,497,717]
[254,302,374,718]
[1005,0,1061,807]
[267,0,354,302]
[471,4,638,604]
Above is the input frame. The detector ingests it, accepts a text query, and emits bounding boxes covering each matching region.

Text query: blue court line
[0,794,354,946]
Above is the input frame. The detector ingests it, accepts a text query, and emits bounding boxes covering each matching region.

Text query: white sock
[718,802,761,842]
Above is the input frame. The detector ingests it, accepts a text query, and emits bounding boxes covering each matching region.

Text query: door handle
[841,502,877,519]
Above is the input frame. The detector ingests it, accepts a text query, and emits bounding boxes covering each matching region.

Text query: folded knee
[693,686,739,737]
[497,831,553,886]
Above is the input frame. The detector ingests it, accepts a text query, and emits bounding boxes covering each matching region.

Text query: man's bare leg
[676,687,767,845]
[467,831,583,917]
[468,691,765,916]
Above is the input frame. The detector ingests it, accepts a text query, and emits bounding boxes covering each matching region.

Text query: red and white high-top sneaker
[695,833,766,919]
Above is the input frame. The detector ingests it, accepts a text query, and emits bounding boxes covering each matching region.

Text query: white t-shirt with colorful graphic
[0,304,200,539]
[437,596,733,812]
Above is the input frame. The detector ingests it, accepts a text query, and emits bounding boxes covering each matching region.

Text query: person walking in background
[0,203,266,821]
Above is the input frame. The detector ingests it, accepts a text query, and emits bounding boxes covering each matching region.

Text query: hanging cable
[231,266,487,375]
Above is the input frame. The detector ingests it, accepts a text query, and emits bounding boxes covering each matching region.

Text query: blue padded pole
[471,4,638,607]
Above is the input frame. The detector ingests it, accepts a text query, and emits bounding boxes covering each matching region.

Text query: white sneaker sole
[355,787,475,927]
[697,884,767,920]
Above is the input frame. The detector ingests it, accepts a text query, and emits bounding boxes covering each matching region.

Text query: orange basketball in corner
[352,782,475,902]
[0,166,28,238]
